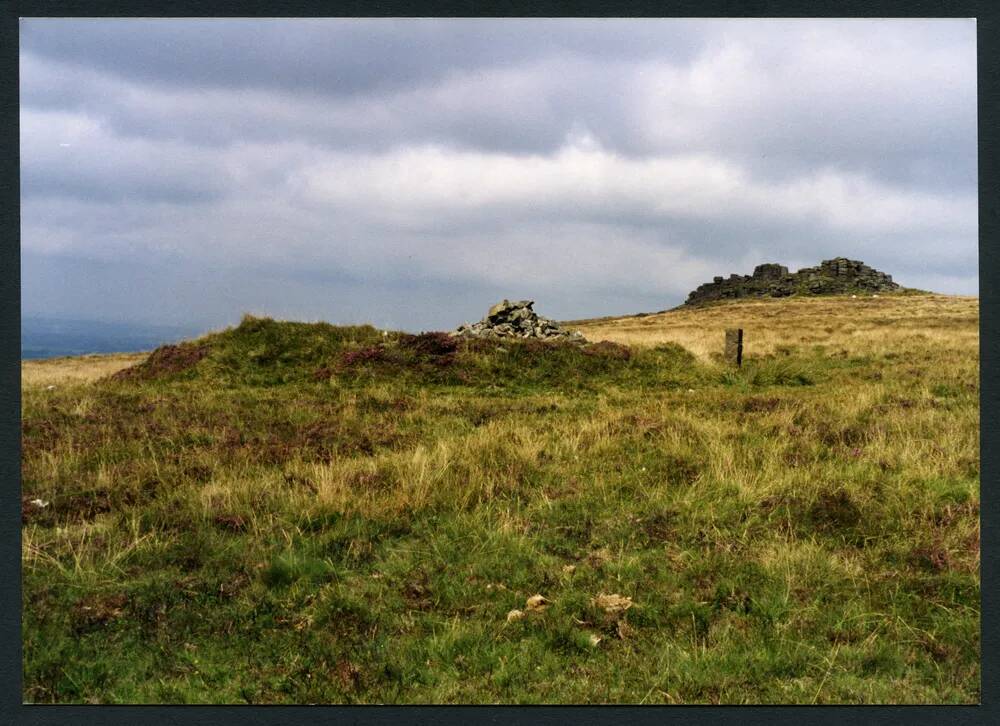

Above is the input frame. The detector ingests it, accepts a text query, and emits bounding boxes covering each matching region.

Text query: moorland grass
[21,295,979,703]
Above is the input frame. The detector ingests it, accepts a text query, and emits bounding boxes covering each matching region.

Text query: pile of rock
[797,258,898,294]
[684,257,902,305]
[452,299,585,341]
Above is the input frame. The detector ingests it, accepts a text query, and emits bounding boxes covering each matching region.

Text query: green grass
[21,311,979,703]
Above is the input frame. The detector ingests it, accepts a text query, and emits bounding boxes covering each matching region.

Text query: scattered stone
[616,619,635,640]
[685,258,902,305]
[592,593,633,615]
[506,608,526,623]
[525,594,550,612]
[21,496,50,523]
[452,299,586,342]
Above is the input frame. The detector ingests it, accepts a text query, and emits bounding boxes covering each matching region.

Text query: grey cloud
[20,18,976,195]
[20,161,226,205]
[19,108,233,204]
[20,18,710,98]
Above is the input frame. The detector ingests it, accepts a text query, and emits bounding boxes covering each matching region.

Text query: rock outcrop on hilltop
[452,299,585,341]
[684,257,901,305]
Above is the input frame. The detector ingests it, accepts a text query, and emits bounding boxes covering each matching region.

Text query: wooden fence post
[725,328,743,367]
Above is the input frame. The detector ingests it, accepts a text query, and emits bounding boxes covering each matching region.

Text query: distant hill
[21,315,206,359]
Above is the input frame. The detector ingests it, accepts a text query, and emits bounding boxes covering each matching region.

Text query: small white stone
[525,594,549,611]
[506,609,525,623]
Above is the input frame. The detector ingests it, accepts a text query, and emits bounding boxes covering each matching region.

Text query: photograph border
[1,1,995,723]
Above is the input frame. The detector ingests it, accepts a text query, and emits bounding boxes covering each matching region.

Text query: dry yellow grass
[21,352,148,387]
[570,293,979,360]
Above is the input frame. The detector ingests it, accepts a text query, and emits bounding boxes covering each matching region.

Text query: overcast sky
[20,18,978,331]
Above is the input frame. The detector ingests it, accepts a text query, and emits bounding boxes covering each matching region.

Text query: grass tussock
[21,296,979,704]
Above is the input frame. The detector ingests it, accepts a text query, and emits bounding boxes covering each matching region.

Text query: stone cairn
[452,299,585,341]
[685,257,901,305]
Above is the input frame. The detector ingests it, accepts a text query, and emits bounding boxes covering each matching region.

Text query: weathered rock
[684,257,901,305]
[487,301,511,319]
[752,263,789,280]
[452,299,586,342]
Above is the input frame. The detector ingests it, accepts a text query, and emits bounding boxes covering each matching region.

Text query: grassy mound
[107,315,704,391]
[109,341,210,382]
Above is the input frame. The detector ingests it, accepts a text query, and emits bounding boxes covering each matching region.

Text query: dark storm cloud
[19,18,978,330]
[19,18,709,97]
[20,20,977,197]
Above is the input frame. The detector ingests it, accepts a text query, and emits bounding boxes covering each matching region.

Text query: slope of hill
[569,292,978,360]
[21,294,979,704]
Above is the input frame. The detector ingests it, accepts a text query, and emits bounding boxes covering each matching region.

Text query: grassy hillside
[21,293,979,704]
[569,292,979,360]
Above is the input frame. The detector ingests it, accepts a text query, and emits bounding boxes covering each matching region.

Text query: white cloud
[297,141,974,241]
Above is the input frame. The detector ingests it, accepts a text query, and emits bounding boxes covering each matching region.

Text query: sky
[20,18,978,332]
